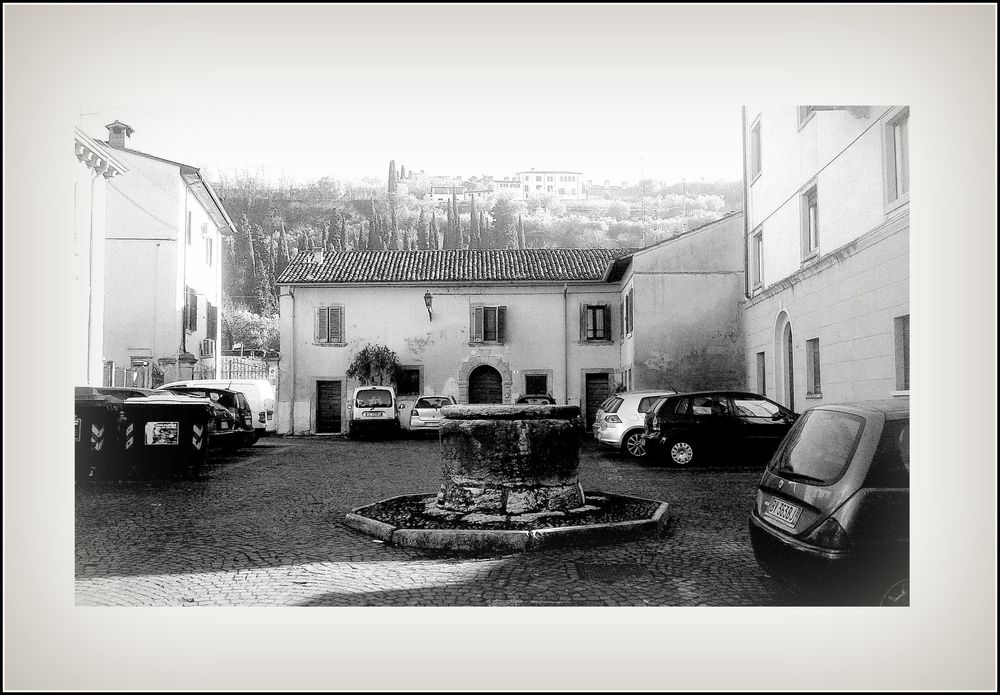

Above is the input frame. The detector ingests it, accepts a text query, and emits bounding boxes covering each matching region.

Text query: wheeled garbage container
[74,392,126,480]
[121,396,214,479]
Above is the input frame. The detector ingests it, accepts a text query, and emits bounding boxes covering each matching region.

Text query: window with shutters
[206,302,217,339]
[470,305,507,344]
[580,303,612,342]
[206,237,213,266]
[625,288,634,335]
[315,305,345,345]
[184,286,198,332]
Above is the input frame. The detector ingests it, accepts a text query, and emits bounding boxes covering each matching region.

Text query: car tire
[879,579,909,607]
[621,430,648,459]
[665,435,697,467]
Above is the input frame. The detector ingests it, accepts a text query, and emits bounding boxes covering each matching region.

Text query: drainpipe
[563,283,569,405]
[741,105,751,300]
[86,171,97,384]
[288,287,295,434]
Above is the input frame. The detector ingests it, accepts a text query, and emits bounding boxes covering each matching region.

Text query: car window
[356,389,393,407]
[415,397,453,409]
[669,397,689,415]
[637,396,661,413]
[603,397,624,414]
[863,418,910,488]
[690,394,730,416]
[769,410,866,485]
[599,396,617,411]
[732,396,782,418]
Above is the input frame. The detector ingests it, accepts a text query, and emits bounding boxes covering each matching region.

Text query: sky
[75,104,744,188]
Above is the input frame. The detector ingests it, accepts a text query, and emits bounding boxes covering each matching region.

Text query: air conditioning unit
[200,338,216,357]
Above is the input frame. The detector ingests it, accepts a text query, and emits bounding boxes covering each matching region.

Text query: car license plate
[75,417,81,442]
[764,497,802,528]
[363,411,383,418]
[221,421,229,429]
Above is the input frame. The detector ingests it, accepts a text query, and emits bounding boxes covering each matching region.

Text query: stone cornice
[74,127,128,179]
[744,209,909,309]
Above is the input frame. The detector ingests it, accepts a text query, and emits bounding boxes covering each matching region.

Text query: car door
[730,394,796,462]
[687,393,739,459]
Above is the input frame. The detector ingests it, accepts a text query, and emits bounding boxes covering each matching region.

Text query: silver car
[407,395,457,435]
[593,389,676,459]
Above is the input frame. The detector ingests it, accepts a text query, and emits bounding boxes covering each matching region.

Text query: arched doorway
[774,311,795,411]
[468,365,503,404]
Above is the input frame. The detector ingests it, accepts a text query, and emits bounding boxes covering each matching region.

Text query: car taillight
[650,415,660,429]
[411,409,418,417]
[605,414,622,423]
[266,410,273,421]
[804,518,853,550]
[258,411,266,424]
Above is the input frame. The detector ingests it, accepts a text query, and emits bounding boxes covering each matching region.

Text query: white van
[348,385,400,438]
[159,379,277,436]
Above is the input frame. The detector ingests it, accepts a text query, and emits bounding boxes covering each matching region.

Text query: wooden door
[585,373,611,431]
[316,381,342,433]
[469,366,502,404]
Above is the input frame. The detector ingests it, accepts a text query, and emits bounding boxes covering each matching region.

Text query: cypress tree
[430,213,439,250]
[416,208,428,250]
[387,160,398,195]
[518,214,527,249]
[491,198,518,249]
[469,197,479,249]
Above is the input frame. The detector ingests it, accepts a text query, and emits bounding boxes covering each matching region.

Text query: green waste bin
[121,396,213,479]
[74,393,126,480]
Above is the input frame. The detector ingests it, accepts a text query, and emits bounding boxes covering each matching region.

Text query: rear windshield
[174,389,235,406]
[415,397,453,409]
[356,389,393,407]
[603,397,624,414]
[768,409,866,485]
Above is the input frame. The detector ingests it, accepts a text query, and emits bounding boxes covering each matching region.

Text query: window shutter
[579,304,587,341]
[620,298,625,338]
[317,307,329,343]
[329,306,342,343]
[473,306,484,343]
[207,302,217,338]
[187,289,197,332]
[602,305,612,341]
[497,306,507,344]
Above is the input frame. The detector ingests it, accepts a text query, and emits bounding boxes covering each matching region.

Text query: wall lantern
[423,291,433,321]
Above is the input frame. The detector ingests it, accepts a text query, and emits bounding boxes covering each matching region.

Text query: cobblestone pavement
[75,437,797,606]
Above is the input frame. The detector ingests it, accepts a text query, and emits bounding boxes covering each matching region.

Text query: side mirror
[772,412,785,421]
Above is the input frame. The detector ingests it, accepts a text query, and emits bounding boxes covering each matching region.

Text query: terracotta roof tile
[276,248,635,284]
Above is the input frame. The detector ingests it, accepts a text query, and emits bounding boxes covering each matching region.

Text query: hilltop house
[741,105,910,408]
[274,211,745,434]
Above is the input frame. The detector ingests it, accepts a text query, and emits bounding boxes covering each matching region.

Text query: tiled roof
[276,248,635,284]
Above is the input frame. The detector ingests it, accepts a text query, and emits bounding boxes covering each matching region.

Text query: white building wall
[277,283,620,434]
[743,105,910,407]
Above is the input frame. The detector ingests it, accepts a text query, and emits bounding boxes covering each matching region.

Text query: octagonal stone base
[345,491,670,554]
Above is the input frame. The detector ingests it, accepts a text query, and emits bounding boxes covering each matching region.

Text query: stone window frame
[579,302,614,344]
[314,304,347,346]
[750,225,764,291]
[800,182,820,263]
[805,337,822,398]
[883,106,910,214]
[749,115,763,183]
[520,369,554,399]
[893,314,910,394]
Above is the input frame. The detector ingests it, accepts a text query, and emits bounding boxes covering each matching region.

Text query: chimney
[105,120,134,149]
[311,248,324,264]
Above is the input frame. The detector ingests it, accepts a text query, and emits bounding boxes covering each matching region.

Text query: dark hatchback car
[643,391,797,466]
[161,386,256,449]
[748,399,909,606]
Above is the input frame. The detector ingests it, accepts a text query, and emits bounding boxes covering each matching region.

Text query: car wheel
[879,579,909,607]
[621,431,648,459]
[666,436,696,466]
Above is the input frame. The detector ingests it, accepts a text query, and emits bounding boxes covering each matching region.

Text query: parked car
[348,385,400,438]
[643,391,797,466]
[593,390,677,459]
[406,395,457,435]
[159,386,253,449]
[159,379,276,437]
[93,387,160,400]
[514,394,557,405]
[748,398,910,605]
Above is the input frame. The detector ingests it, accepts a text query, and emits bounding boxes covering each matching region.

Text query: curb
[345,490,671,553]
